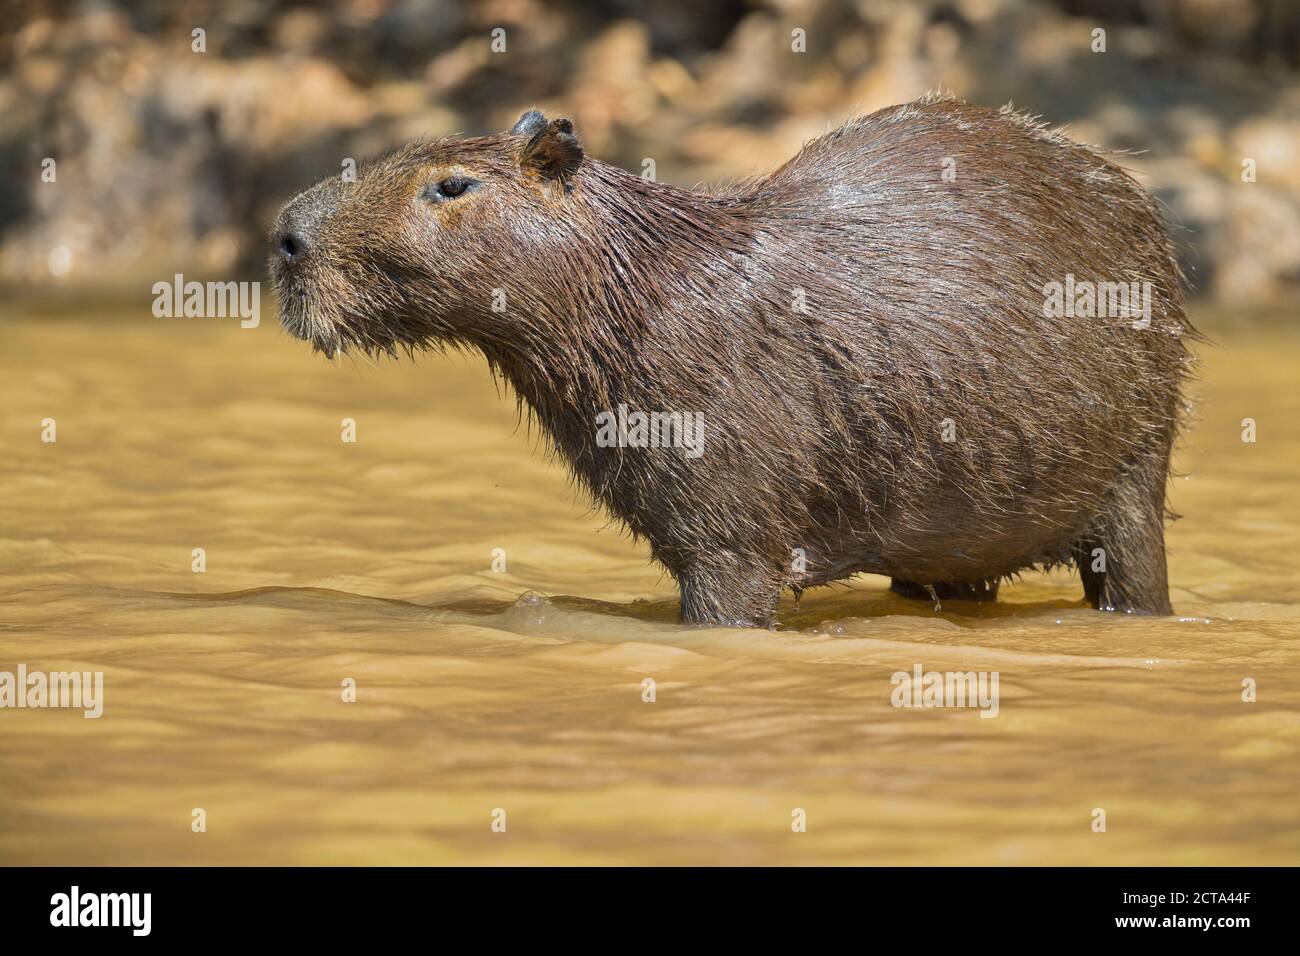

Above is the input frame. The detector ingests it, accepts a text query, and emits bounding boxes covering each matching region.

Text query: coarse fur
[270,95,1197,627]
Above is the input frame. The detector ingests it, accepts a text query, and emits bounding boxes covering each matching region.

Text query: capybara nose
[272,188,335,265]
[276,229,308,263]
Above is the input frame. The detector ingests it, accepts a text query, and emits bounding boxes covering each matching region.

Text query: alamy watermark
[50,886,150,936]
[0,664,103,718]
[152,273,260,328]
[595,404,705,459]
[1042,274,1152,329]
[891,663,999,718]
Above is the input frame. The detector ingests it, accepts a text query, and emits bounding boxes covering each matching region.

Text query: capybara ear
[519,118,583,184]
[510,109,548,137]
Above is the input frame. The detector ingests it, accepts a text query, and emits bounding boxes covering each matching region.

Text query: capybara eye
[433,177,474,199]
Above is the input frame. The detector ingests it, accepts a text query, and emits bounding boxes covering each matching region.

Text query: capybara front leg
[1073,477,1173,615]
[679,554,782,627]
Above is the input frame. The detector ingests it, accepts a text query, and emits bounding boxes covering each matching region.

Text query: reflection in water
[1,310,1297,865]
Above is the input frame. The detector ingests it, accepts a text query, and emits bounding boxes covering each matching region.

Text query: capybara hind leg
[1073,490,1173,615]
[890,579,931,601]
[679,555,781,627]
[890,578,1000,602]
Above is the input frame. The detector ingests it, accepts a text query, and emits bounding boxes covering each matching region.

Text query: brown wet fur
[270,96,1196,627]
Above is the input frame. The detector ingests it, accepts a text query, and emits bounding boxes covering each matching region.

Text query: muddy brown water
[1,305,1297,864]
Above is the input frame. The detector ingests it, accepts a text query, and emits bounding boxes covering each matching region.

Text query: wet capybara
[270,95,1195,627]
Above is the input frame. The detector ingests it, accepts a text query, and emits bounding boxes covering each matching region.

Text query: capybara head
[269,110,583,356]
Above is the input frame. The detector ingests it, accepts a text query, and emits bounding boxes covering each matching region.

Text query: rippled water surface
[2,307,1298,865]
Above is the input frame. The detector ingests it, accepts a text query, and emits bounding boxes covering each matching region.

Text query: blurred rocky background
[2,0,1298,304]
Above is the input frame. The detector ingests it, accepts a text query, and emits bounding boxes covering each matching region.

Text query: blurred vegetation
[2,0,1298,303]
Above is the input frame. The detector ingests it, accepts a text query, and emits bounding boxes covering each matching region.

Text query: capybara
[270,95,1195,627]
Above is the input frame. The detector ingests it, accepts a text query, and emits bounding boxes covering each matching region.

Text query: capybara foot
[1074,537,1174,614]
[1073,471,1174,615]
[678,555,781,627]
[890,578,1000,602]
